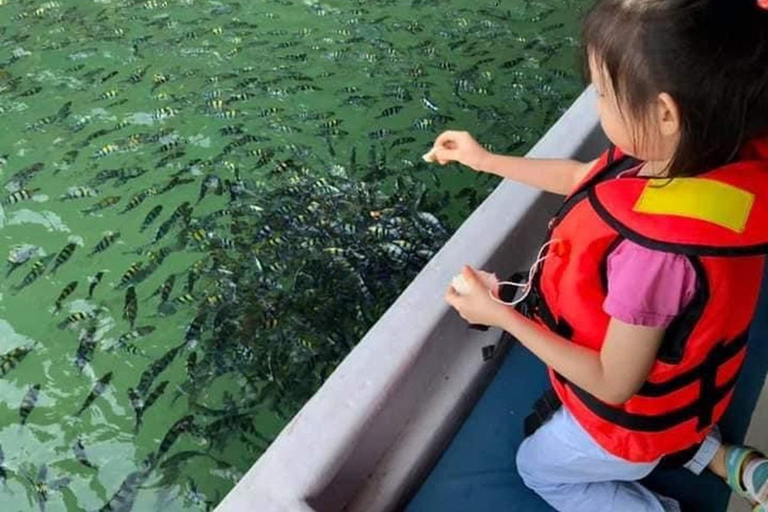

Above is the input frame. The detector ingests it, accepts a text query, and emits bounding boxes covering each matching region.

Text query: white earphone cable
[488,239,563,307]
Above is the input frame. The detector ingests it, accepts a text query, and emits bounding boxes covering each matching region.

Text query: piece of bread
[451,271,499,295]
[422,148,438,163]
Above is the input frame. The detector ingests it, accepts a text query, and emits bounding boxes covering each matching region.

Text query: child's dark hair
[583,0,768,177]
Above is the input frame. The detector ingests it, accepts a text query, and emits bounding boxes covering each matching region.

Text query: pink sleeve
[602,240,699,328]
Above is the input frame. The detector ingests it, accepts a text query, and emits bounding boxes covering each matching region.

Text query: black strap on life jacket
[522,388,705,469]
[552,331,748,433]
[523,388,562,437]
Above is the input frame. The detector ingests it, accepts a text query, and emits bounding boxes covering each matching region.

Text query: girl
[431,0,768,510]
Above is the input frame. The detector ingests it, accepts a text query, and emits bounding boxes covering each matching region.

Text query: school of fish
[0,0,583,509]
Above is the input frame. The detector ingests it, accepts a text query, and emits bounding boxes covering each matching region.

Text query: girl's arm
[477,154,598,196]
[430,130,598,196]
[496,310,664,405]
[444,267,664,405]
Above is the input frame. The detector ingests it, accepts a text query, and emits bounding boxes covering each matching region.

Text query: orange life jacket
[524,139,768,463]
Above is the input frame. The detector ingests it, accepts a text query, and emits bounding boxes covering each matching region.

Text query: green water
[0,0,585,509]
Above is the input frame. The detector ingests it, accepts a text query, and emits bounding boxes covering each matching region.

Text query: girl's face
[588,54,680,166]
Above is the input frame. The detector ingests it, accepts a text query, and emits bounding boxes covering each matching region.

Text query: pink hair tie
[759,0,768,10]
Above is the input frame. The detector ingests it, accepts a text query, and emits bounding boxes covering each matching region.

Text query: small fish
[60,186,98,200]
[18,85,43,97]
[139,205,162,232]
[73,438,97,469]
[368,128,393,140]
[114,167,148,186]
[127,387,144,431]
[7,245,40,277]
[390,136,416,149]
[431,114,455,124]
[173,293,196,305]
[147,246,172,264]
[100,70,118,83]
[157,451,212,474]
[197,174,222,204]
[121,188,156,213]
[54,281,78,313]
[123,286,137,329]
[0,444,7,484]
[1,188,39,206]
[156,415,195,461]
[186,478,212,508]
[82,195,120,215]
[412,118,434,131]
[136,343,183,398]
[98,89,119,100]
[74,323,97,372]
[114,326,156,349]
[127,65,150,84]
[98,462,152,511]
[117,261,143,288]
[15,255,54,291]
[135,380,168,431]
[5,162,44,190]
[159,139,181,153]
[128,260,161,288]
[153,73,169,88]
[90,231,120,256]
[58,310,100,330]
[0,346,33,377]
[27,464,71,511]
[19,384,41,425]
[58,101,73,122]
[153,106,177,121]
[50,243,77,274]
[186,351,197,378]
[186,228,209,244]
[88,271,105,298]
[376,105,403,118]
[157,176,194,195]
[219,124,243,135]
[184,310,207,346]
[421,95,440,112]
[61,150,79,166]
[75,371,113,416]
[149,274,175,303]
[185,270,198,293]
[151,218,176,245]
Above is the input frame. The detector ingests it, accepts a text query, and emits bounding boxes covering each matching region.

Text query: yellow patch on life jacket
[634,178,754,233]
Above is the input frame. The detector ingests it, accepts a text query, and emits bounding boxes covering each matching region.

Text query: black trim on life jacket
[597,235,625,297]
[588,187,768,257]
[516,151,642,333]
[523,389,562,438]
[551,152,641,228]
[521,387,707,470]
[636,332,747,397]
[555,331,748,432]
[655,255,710,365]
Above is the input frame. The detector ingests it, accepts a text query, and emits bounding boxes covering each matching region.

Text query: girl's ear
[657,92,681,138]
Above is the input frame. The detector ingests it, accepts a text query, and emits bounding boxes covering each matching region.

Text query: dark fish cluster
[0,0,582,509]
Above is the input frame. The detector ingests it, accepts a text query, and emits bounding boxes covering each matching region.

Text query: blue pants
[516,408,721,512]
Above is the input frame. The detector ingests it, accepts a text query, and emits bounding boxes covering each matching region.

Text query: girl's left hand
[445,266,509,328]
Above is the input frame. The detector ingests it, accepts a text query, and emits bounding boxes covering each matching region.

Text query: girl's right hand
[430,131,491,171]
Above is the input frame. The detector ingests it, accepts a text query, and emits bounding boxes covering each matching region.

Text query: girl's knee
[516,438,540,488]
